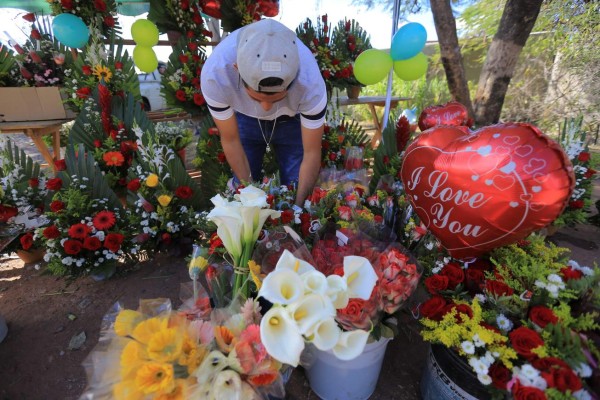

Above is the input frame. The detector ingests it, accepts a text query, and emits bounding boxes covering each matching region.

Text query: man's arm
[213,116,252,183]
[295,125,323,206]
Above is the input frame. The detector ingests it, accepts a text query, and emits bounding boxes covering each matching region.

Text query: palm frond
[0,139,41,180]
[61,144,122,210]
[369,111,400,194]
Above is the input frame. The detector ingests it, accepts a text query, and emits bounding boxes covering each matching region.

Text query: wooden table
[0,119,71,172]
[338,96,411,148]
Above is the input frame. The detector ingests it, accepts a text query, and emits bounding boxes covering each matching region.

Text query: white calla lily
[260,306,305,367]
[309,317,341,351]
[332,329,370,361]
[343,256,378,300]
[210,194,241,208]
[211,370,242,400]
[288,293,335,335]
[302,270,329,294]
[326,274,349,309]
[275,249,315,274]
[258,269,304,305]
[235,185,269,207]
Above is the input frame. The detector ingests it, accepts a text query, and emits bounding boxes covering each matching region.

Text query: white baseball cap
[236,19,300,93]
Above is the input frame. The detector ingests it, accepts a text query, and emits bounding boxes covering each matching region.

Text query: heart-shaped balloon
[418,101,471,131]
[400,123,574,259]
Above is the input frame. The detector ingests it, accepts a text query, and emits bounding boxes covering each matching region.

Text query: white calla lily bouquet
[258,249,378,367]
[206,186,281,299]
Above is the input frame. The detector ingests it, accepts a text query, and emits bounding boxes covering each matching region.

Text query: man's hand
[214,116,252,183]
[295,125,323,206]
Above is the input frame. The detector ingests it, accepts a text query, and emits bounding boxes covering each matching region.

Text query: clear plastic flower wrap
[79,297,288,399]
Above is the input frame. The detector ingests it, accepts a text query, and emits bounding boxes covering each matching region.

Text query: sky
[0,0,438,64]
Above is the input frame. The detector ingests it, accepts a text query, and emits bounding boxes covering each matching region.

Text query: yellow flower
[179,334,208,374]
[132,317,169,345]
[114,310,145,337]
[146,173,159,188]
[147,328,184,363]
[134,362,175,394]
[113,379,144,400]
[154,379,189,400]
[248,260,263,290]
[92,64,113,82]
[189,256,208,279]
[158,194,172,207]
[120,340,147,379]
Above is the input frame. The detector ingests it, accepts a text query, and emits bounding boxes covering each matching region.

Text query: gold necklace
[256,104,279,154]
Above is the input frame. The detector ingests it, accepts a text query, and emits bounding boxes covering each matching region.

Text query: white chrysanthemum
[472,333,484,347]
[575,362,592,378]
[496,314,513,331]
[477,373,492,385]
[468,358,488,375]
[461,341,475,355]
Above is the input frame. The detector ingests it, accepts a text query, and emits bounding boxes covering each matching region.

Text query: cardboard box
[0,87,76,122]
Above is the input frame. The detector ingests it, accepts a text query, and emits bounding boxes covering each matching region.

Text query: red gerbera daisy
[93,210,116,230]
[68,223,91,239]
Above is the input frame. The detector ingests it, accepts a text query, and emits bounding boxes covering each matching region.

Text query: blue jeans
[235,112,303,185]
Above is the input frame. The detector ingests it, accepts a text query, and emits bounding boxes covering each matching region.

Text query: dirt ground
[1,222,599,400]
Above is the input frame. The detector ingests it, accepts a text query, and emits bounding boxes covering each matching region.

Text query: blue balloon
[390,22,427,61]
[52,13,90,49]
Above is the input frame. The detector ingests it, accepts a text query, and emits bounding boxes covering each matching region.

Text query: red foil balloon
[418,101,470,131]
[400,123,574,259]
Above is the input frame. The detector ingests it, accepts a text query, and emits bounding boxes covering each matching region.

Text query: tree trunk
[430,0,475,120]
[473,0,544,126]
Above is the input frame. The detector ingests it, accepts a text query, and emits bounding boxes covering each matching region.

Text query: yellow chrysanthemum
[146,173,159,188]
[120,340,147,379]
[154,379,189,400]
[114,310,145,337]
[92,64,113,83]
[132,316,169,345]
[157,194,172,207]
[113,379,144,400]
[189,256,208,279]
[134,362,175,394]
[147,328,184,363]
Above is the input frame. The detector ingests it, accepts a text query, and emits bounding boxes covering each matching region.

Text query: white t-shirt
[200,26,327,130]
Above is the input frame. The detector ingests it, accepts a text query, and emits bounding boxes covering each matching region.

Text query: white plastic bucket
[305,338,391,400]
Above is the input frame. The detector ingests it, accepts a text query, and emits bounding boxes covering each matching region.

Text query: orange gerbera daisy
[103,151,125,167]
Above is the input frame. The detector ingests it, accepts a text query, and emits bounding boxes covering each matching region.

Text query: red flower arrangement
[47,0,117,37]
[418,236,600,399]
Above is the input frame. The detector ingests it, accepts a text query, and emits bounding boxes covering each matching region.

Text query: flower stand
[16,248,45,264]
[346,85,362,99]
[305,337,391,400]
[420,344,490,400]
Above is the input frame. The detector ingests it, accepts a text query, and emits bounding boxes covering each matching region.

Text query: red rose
[94,0,107,12]
[60,0,73,10]
[93,139,102,148]
[20,232,34,250]
[115,61,123,70]
[76,87,92,99]
[465,268,485,291]
[0,205,18,223]
[82,65,92,75]
[63,239,82,255]
[188,43,198,52]
[577,152,590,162]
[569,200,584,209]
[485,279,514,297]
[424,275,449,294]
[49,200,65,212]
[441,263,464,288]
[584,168,596,179]
[193,93,205,106]
[175,186,193,199]
[560,266,583,281]
[179,54,189,64]
[532,357,570,371]
[161,232,171,244]
[103,15,114,27]
[83,236,102,251]
[104,232,124,252]
[542,366,582,393]
[28,177,39,188]
[528,305,558,329]
[280,209,294,224]
[336,297,378,331]
[420,296,447,321]
[127,178,141,192]
[509,326,544,360]
[489,363,510,390]
[175,90,186,102]
[217,152,227,163]
[46,177,63,191]
[511,381,546,400]
[54,159,66,171]
[43,225,60,240]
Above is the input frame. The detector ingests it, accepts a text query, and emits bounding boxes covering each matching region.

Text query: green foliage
[0,140,42,184]
[0,45,16,87]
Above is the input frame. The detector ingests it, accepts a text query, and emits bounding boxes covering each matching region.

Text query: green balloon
[393,53,428,81]
[353,49,393,86]
[133,45,158,73]
[131,19,159,47]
